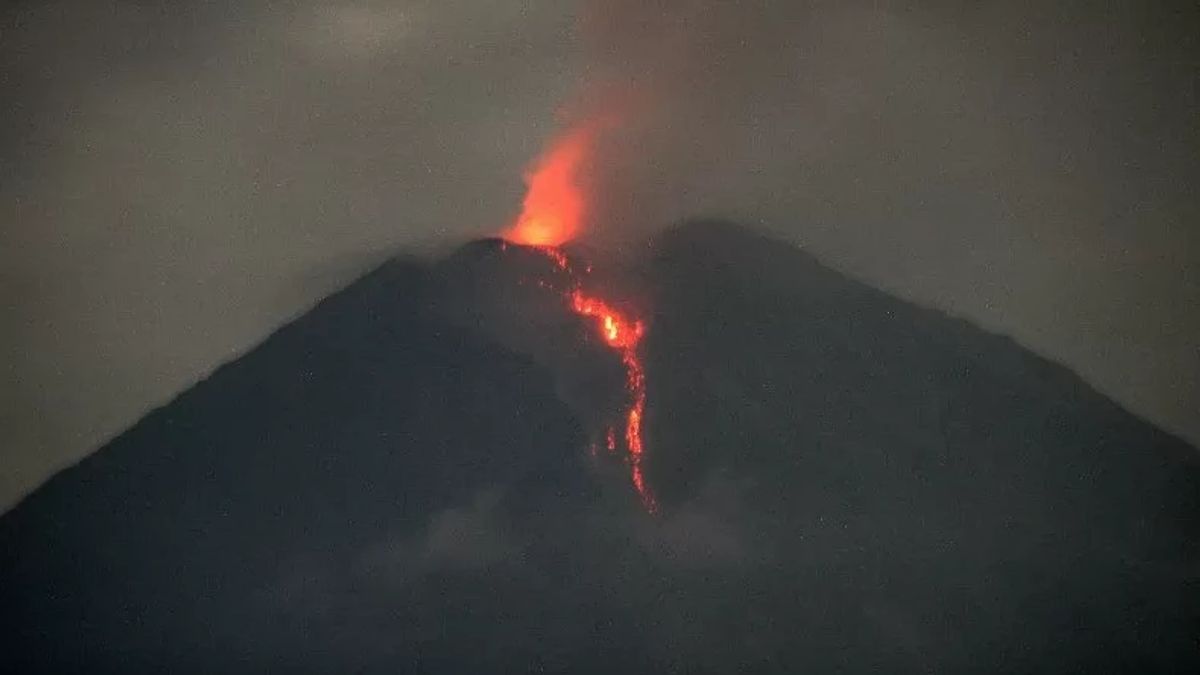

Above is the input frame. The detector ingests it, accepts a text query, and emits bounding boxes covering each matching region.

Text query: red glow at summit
[500,120,656,513]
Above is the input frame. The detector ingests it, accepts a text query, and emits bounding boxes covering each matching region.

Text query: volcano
[2,221,1197,673]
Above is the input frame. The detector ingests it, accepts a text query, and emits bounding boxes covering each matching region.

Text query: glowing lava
[501,121,656,512]
[568,287,654,513]
[503,124,596,247]
[511,245,656,513]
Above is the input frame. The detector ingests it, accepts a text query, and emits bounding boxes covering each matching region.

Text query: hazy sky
[3,0,1197,510]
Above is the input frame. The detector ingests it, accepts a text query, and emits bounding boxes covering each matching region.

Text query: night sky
[3,0,1198,510]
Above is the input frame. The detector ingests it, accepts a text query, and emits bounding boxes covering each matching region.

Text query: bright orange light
[567,287,656,513]
[503,124,595,247]
[569,291,644,350]
[499,116,655,512]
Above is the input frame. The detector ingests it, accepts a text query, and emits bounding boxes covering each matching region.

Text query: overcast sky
[2,0,1197,510]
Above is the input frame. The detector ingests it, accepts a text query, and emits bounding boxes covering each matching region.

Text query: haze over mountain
[2,221,1196,673]
[5,1,1198,514]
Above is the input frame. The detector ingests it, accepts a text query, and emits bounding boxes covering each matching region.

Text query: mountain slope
[1,221,1196,673]
[0,258,597,672]
[642,220,1199,672]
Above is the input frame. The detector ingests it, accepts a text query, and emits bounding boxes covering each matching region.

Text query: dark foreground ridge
[2,221,1197,673]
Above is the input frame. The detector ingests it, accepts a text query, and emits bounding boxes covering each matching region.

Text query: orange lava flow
[502,118,655,512]
[504,251,657,509]
[516,248,657,513]
[568,288,655,513]
[500,248,656,512]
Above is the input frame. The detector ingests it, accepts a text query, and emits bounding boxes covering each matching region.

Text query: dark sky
[2,0,1197,510]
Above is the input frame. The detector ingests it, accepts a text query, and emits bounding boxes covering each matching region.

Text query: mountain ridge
[2,220,1195,673]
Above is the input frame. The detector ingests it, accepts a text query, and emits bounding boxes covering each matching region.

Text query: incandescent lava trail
[501,122,656,513]
[568,287,652,511]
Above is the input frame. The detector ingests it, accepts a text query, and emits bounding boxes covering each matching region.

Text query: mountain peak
[3,221,1196,673]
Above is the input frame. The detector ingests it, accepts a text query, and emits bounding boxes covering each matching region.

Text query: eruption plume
[501,119,656,513]
[503,122,597,247]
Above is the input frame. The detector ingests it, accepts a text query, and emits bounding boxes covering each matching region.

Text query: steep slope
[639,221,1200,672]
[0,257,602,672]
[1,221,1196,673]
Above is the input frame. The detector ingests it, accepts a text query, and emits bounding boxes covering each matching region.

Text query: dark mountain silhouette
[2,221,1196,673]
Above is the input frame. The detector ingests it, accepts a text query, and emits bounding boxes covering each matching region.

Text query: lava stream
[567,284,654,513]
[502,117,655,512]
[519,245,656,513]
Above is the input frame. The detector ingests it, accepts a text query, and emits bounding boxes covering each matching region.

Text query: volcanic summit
[1,220,1197,673]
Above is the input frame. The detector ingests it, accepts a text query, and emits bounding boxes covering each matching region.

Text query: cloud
[640,506,747,566]
[357,487,520,586]
[632,474,756,567]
